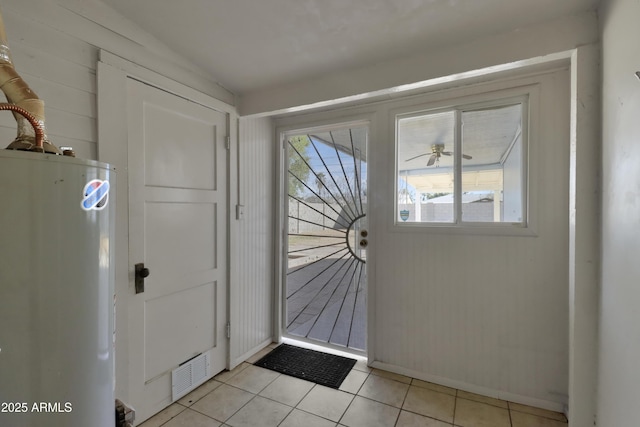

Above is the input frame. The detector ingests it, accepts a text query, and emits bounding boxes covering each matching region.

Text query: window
[396,96,527,227]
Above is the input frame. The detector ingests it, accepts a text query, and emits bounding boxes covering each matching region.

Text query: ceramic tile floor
[139,344,568,427]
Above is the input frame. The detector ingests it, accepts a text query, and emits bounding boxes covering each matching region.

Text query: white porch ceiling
[99,0,599,96]
[398,103,522,172]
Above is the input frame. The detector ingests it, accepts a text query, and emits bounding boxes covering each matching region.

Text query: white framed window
[395,94,529,229]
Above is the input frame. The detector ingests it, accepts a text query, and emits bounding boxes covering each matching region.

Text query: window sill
[391,221,538,237]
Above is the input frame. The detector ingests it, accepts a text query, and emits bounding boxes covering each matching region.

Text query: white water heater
[0,149,115,427]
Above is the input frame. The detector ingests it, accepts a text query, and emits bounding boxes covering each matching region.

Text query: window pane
[397,111,455,223]
[461,104,523,223]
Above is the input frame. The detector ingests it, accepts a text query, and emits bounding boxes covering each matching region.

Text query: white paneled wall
[371,70,570,411]
[232,116,275,365]
[0,4,97,158]
[276,67,572,412]
[0,0,232,160]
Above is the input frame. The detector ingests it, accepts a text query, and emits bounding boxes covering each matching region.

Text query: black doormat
[254,344,357,389]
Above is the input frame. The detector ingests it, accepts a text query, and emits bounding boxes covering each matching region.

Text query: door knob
[135,263,150,294]
[359,239,368,248]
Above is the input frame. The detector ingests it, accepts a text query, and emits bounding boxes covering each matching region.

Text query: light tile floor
[139,344,568,427]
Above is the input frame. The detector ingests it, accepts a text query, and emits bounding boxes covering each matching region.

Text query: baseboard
[370,361,566,413]
[230,338,274,369]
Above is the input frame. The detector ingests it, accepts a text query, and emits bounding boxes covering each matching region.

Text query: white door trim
[97,50,239,404]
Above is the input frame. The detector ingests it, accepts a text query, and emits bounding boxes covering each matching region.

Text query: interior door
[126,78,228,421]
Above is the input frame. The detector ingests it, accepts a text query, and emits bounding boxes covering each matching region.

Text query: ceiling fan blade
[426,154,437,166]
[437,150,472,159]
[405,152,430,162]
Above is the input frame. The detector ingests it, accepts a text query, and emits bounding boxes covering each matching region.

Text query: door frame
[274,113,376,357]
[97,50,238,405]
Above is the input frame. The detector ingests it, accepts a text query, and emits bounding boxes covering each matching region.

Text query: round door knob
[360,230,368,238]
[359,239,368,248]
[134,263,150,294]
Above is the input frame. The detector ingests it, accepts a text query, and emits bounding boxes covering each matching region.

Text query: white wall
[0,0,233,161]
[231,116,276,366]
[276,66,573,410]
[371,70,571,410]
[564,43,601,427]
[0,1,97,158]
[597,0,640,424]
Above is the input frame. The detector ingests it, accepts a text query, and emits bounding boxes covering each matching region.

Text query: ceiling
[399,103,522,172]
[99,0,599,96]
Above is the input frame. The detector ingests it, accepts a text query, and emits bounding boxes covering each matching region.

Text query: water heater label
[81,179,110,211]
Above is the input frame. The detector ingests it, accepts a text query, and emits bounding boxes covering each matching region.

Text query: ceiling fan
[405,143,472,167]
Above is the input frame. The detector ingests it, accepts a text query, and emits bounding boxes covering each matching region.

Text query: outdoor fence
[398,201,502,222]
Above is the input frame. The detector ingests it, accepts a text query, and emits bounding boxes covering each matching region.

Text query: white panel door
[126,78,228,421]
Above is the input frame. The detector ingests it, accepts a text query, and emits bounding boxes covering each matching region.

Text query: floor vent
[172,351,211,401]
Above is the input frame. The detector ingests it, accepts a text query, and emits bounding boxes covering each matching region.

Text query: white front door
[126,78,228,422]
